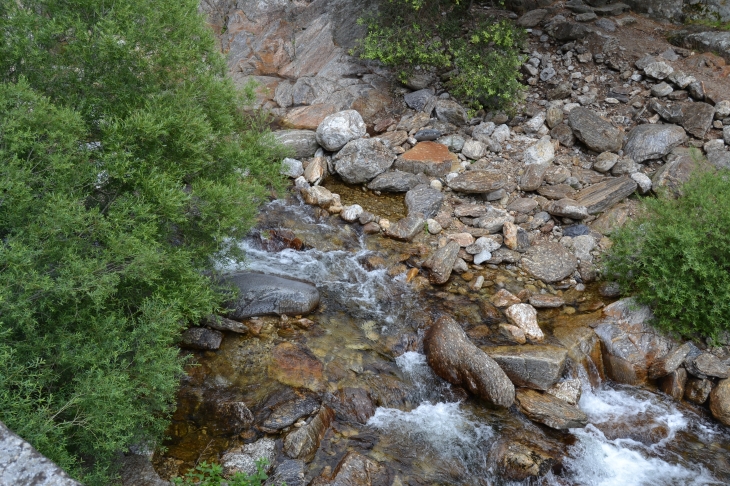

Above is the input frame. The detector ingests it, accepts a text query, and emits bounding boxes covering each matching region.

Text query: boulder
[523,138,555,166]
[375,130,408,149]
[180,327,223,351]
[574,176,638,214]
[504,304,545,342]
[0,421,81,486]
[568,108,624,153]
[462,140,488,160]
[367,170,426,192]
[222,438,276,478]
[515,389,588,430]
[405,184,444,219]
[678,102,716,139]
[547,198,589,220]
[483,345,567,390]
[710,379,730,426]
[648,342,691,379]
[593,299,673,385]
[404,88,436,112]
[226,273,320,319]
[274,130,320,159]
[623,124,687,162]
[521,242,578,283]
[301,185,335,208]
[685,377,713,404]
[333,138,395,184]
[685,352,730,379]
[283,104,338,131]
[660,368,687,400]
[260,393,320,433]
[384,214,426,241]
[424,315,515,407]
[283,406,334,461]
[395,141,459,177]
[315,110,366,151]
[447,171,506,194]
[422,240,460,284]
[435,99,468,125]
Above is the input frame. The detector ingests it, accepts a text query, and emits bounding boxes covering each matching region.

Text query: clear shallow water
[159,196,730,485]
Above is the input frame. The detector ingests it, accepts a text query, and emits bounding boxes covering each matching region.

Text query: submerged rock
[283,406,334,461]
[270,342,325,391]
[424,315,515,407]
[226,273,320,319]
[315,451,389,486]
[367,170,426,192]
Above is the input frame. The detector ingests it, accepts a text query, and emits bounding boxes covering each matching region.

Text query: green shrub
[0,0,286,483]
[354,0,526,111]
[171,459,276,486]
[604,169,730,343]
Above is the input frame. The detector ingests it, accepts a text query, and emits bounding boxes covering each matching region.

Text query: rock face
[424,316,515,407]
[405,184,444,219]
[593,299,673,385]
[316,110,367,151]
[521,242,578,283]
[710,379,730,426]
[274,130,320,158]
[180,327,223,351]
[0,421,81,486]
[515,389,588,430]
[422,241,460,284]
[483,345,567,390]
[333,138,395,184]
[623,124,687,162]
[226,273,320,319]
[447,171,506,194]
[568,108,624,153]
[395,141,459,176]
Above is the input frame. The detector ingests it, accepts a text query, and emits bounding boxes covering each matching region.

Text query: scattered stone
[492,289,521,308]
[504,304,544,342]
[333,138,395,184]
[484,345,567,390]
[574,176,638,214]
[414,128,441,141]
[462,140,488,160]
[551,124,576,147]
[404,88,436,112]
[515,389,588,430]
[667,71,696,89]
[405,184,444,219]
[546,107,564,129]
[508,197,539,213]
[435,99,468,125]
[500,324,527,344]
[685,377,713,405]
[422,240,460,284]
[281,158,304,178]
[648,343,692,379]
[384,214,426,241]
[518,9,548,27]
[678,102,716,139]
[425,316,514,407]
[304,156,326,184]
[375,130,408,149]
[631,172,653,194]
[644,61,673,80]
[651,82,673,97]
[547,198,589,220]
[685,352,730,379]
[274,130,320,159]
[340,204,363,223]
[568,108,624,153]
[447,170,506,193]
[522,242,578,283]
[661,368,687,400]
[529,294,565,308]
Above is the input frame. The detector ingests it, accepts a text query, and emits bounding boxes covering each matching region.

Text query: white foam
[395,352,452,403]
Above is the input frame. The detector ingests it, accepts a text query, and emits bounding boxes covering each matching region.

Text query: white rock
[466,236,502,255]
[563,102,581,113]
[523,137,555,166]
[667,71,695,89]
[445,172,459,183]
[315,110,366,151]
[631,172,653,194]
[473,250,492,265]
[294,176,310,190]
[524,111,547,134]
[222,438,275,477]
[504,303,544,342]
[430,179,443,191]
[461,140,488,160]
[644,61,674,80]
[715,100,730,119]
[491,124,511,144]
[426,218,442,234]
[340,204,363,223]
[281,157,304,178]
[573,235,595,263]
[704,139,726,153]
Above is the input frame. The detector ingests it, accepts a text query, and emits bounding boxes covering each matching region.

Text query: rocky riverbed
[126,1,730,484]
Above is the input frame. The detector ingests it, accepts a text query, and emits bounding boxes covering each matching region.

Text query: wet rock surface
[515,389,588,430]
[226,273,320,319]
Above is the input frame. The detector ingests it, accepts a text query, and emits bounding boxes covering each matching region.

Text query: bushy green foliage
[604,169,730,343]
[0,0,286,483]
[171,459,276,486]
[355,0,525,111]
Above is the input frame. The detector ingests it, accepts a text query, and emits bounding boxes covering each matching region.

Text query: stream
[154,192,730,485]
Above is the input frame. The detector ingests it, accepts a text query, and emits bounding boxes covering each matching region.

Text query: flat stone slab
[367,170,426,193]
[483,345,568,391]
[447,170,506,193]
[395,141,459,177]
[568,107,624,153]
[623,124,687,162]
[574,176,637,214]
[384,214,425,241]
[281,103,337,130]
[516,389,588,430]
[522,242,578,283]
[226,273,320,319]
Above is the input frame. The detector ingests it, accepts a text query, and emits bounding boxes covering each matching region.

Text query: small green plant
[604,169,730,343]
[171,458,279,486]
[353,0,526,111]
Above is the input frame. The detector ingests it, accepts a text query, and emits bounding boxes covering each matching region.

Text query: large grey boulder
[404,88,436,113]
[222,438,276,477]
[274,130,319,159]
[315,110,366,151]
[623,124,687,162]
[435,99,468,125]
[424,315,515,407]
[333,138,395,184]
[568,108,624,153]
[226,273,320,319]
[0,421,81,486]
[405,184,444,219]
[483,345,567,390]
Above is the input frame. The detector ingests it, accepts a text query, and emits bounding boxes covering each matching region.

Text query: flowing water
[155,193,730,485]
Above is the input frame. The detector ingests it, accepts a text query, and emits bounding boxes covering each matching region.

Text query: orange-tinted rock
[352,91,391,123]
[281,104,337,130]
[395,141,459,177]
[270,342,324,391]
